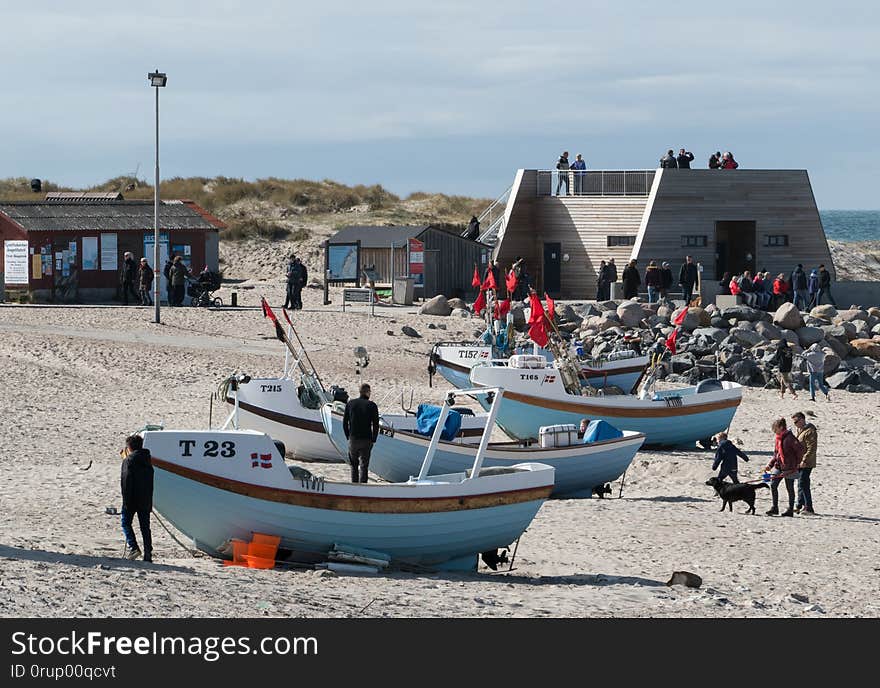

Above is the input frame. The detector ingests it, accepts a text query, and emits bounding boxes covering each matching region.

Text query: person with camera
[676,148,694,168]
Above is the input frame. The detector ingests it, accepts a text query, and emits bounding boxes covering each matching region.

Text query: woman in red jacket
[772,273,789,309]
[764,417,804,516]
[721,152,739,169]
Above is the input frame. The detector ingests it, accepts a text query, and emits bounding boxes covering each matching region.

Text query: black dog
[706,476,768,514]
[592,483,613,499]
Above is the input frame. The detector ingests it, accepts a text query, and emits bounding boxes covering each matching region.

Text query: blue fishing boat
[142,387,555,572]
[469,361,742,447]
[321,396,644,498]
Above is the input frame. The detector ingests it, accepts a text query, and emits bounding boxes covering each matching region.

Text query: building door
[714,221,756,278]
[543,242,561,296]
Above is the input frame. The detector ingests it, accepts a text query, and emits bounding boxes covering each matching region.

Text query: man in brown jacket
[792,412,817,514]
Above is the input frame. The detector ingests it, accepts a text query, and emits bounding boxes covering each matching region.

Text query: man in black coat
[120,434,154,561]
[121,252,139,305]
[286,256,307,310]
[676,148,694,169]
[659,150,677,169]
[343,383,380,483]
[678,255,699,305]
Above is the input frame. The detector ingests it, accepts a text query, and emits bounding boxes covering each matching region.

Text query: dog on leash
[706,476,768,514]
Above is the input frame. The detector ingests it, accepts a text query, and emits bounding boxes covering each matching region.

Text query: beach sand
[1,282,878,618]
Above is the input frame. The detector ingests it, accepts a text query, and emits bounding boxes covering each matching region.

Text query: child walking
[711,432,749,483]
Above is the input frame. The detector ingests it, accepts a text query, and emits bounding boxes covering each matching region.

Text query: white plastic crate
[509,354,547,369]
[539,423,578,448]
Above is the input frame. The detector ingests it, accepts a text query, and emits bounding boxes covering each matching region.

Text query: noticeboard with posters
[4,240,29,285]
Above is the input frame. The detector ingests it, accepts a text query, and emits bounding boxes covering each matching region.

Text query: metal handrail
[475,185,512,245]
[536,169,655,197]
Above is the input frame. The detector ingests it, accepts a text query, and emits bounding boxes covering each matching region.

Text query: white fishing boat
[469,354,743,447]
[321,388,645,497]
[143,387,554,572]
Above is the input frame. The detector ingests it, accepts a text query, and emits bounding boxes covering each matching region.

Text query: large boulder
[820,346,841,375]
[728,359,759,385]
[809,304,838,322]
[597,300,618,311]
[720,305,764,323]
[773,302,804,330]
[710,316,730,329]
[670,353,696,374]
[795,326,824,347]
[755,321,783,341]
[450,308,471,319]
[780,329,800,346]
[823,336,851,361]
[826,370,858,389]
[616,301,647,328]
[834,309,870,324]
[419,295,452,316]
[670,306,708,331]
[850,338,880,361]
[692,327,728,344]
[446,297,467,311]
[578,303,602,318]
[851,320,871,338]
[730,328,764,348]
[843,356,878,369]
[561,305,583,325]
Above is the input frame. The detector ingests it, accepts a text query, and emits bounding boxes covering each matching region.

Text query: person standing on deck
[571,154,587,194]
[678,255,699,305]
[659,150,677,169]
[555,151,570,196]
[343,383,380,483]
[120,434,154,562]
[676,148,694,169]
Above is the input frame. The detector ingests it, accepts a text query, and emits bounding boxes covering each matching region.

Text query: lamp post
[148,69,167,323]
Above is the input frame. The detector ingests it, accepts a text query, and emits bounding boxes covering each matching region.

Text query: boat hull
[144,429,553,571]
[323,406,644,497]
[469,366,742,446]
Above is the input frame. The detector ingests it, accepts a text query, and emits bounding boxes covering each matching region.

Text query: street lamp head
[148,70,167,87]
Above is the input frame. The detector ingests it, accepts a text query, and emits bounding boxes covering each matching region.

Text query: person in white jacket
[802,343,831,402]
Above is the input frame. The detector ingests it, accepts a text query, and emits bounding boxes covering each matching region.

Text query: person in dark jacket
[659,261,674,303]
[138,258,154,306]
[712,432,749,483]
[462,215,480,241]
[121,252,139,305]
[169,255,188,306]
[718,271,732,296]
[596,260,609,300]
[607,257,618,284]
[622,259,641,299]
[678,256,699,305]
[555,151,570,196]
[659,149,677,169]
[771,339,798,399]
[764,418,804,516]
[120,434,154,561]
[342,383,380,483]
[676,148,694,169]
[789,264,808,310]
[708,151,722,169]
[816,264,836,306]
[807,268,820,308]
[163,253,175,305]
[644,261,661,303]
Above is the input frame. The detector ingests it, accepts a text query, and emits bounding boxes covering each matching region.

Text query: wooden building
[487,168,834,299]
[0,195,223,302]
[327,225,492,299]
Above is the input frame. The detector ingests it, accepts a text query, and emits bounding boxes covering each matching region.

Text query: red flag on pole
[494,298,511,320]
[505,270,517,295]
[672,307,688,326]
[527,291,549,346]
[481,269,497,291]
[665,328,678,355]
[473,289,487,315]
[529,318,549,347]
[472,266,481,289]
[260,297,286,342]
[544,292,556,321]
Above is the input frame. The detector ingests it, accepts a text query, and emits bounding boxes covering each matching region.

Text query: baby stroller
[187,269,223,307]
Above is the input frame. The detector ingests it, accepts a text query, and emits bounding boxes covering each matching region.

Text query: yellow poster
[32,254,42,279]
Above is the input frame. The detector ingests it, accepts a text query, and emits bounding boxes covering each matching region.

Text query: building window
[607,235,636,247]
[766,235,789,247]
[681,235,707,248]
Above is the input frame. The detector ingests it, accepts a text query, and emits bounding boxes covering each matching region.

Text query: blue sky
[2,0,878,207]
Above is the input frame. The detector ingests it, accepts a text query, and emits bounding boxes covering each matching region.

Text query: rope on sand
[152,509,199,558]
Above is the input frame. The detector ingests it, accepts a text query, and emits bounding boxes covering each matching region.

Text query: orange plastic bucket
[247,542,278,560]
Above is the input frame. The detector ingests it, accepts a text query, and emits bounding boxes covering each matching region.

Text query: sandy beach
[1,282,878,618]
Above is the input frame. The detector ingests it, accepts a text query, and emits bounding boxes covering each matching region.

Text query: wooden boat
[468,357,742,447]
[321,388,644,498]
[431,342,648,394]
[143,387,554,572]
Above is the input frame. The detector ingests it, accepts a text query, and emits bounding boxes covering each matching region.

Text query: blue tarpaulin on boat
[416,404,462,441]
[583,420,623,443]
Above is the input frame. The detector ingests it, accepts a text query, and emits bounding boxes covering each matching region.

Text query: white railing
[476,185,512,245]
[537,169,655,197]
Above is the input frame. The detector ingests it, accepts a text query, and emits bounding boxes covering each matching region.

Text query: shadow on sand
[621,495,712,504]
[0,544,195,574]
